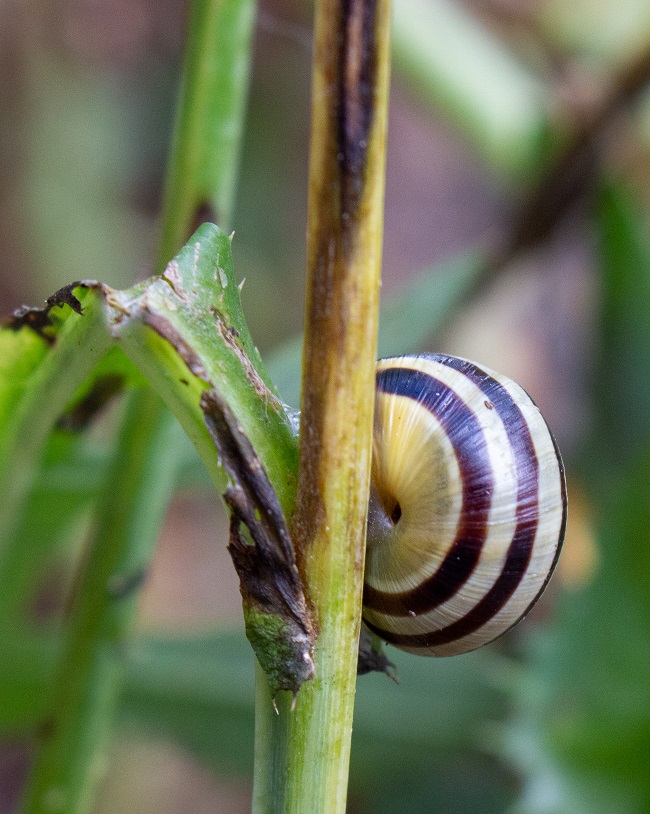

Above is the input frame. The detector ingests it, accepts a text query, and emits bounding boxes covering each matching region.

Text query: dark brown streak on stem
[57,374,126,432]
[300,2,374,558]
[203,390,297,579]
[338,0,379,227]
[298,0,387,571]
[190,202,219,236]
[143,312,209,381]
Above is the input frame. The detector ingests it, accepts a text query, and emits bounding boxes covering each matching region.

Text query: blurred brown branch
[480,42,650,285]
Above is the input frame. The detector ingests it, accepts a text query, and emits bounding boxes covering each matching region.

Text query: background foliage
[1,0,650,812]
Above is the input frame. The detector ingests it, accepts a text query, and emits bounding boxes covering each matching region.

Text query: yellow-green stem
[253,0,391,811]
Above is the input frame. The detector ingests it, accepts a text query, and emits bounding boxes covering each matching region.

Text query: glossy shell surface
[363,354,566,656]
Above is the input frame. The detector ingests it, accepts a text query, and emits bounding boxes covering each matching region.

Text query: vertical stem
[157,0,257,268]
[20,1,258,812]
[253,0,391,811]
[20,392,178,814]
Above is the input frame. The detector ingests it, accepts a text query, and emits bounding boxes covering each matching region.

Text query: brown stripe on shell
[437,355,566,632]
[363,367,494,615]
[363,355,565,655]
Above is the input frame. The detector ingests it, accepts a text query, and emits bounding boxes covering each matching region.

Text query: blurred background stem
[19,392,178,814]
[18,0,258,811]
[157,0,257,269]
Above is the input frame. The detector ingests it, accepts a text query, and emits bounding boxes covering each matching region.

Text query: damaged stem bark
[253,0,392,811]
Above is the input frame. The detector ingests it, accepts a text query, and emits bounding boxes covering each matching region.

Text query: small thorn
[272,697,280,716]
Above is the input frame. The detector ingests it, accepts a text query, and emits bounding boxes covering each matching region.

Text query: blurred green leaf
[120,629,511,803]
[0,326,49,432]
[376,251,484,358]
[504,505,650,814]
[119,631,256,776]
[393,0,557,179]
[0,432,97,624]
[593,179,650,468]
[0,287,113,565]
[58,347,147,425]
[19,393,180,814]
[0,630,55,732]
[0,317,147,624]
[503,178,650,814]
[34,410,212,498]
[2,624,511,794]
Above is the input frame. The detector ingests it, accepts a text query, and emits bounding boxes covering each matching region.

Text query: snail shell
[363,354,566,657]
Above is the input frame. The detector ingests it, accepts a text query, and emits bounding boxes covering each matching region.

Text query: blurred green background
[2,0,650,812]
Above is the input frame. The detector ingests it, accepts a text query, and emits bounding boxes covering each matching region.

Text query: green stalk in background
[253,0,392,811]
[157,0,257,269]
[18,1,258,812]
[19,393,178,814]
[392,0,558,179]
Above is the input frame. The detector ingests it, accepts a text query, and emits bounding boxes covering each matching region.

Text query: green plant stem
[157,0,257,268]
[253,0,391,810]
[20,390,178,814]
[18,1,258,811]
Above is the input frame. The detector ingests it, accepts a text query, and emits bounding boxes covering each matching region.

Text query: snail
[363,354,566,657]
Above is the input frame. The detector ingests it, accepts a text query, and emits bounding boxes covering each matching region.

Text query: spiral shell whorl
[363,354,566,657]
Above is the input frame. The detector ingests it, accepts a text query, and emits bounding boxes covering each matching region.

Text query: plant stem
[253,0,391,811]
[157,0,257,268]
[20,391,178,814]
[18,1,258,811]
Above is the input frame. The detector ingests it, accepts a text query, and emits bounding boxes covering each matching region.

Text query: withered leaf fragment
[357,624,396,680]
[201,389,315,699]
